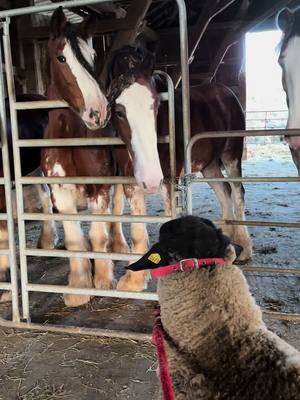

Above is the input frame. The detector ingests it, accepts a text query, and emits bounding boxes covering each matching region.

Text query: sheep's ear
[126,243,169,271]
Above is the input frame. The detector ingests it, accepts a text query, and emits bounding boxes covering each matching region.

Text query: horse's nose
[142,180,162,194]
[88,109,100,126]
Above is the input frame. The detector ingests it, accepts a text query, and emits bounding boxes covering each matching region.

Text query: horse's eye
[57,55,66,63]
[116,110,125,119]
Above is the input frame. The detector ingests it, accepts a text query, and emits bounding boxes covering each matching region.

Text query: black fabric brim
[126,243,169,271]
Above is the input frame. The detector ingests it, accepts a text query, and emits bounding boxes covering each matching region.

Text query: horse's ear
[50,7,67,38]
[78,13,98,41]
[277,8,294,33]
[142,50,155,76]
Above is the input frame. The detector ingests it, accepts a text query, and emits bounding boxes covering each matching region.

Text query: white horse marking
[63,40,108,129]
[116,82,163,193]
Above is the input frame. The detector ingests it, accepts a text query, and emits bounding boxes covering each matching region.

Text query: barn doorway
[245,30,287,134]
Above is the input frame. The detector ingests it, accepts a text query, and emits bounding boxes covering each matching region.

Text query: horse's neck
[47,83,61,100]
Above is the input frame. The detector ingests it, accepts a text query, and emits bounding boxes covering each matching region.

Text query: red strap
[152,323,175,400]
[151,257,225,278]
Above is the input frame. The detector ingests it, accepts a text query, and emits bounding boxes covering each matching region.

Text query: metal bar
[22,214,300,229]
[0,30,20,322]
[185,127,300,213]
[242,266,300,275]
[14,92,168,110]
[24,249,300,274]
[0,249,10,255]
[0,0,115,18]
[20,176,137,185]
[27,283,158,301]
[176,0,191,215]
[25,248,142,261]
[214,219,300,228]
[14,99,67,110]
[189,177,300,183]
[0,319,152,342]
[262,311,300,322]
[3,21,29,322]
[0,282,12,290]
[188,129,300,150]
[23,212,171,224]
[17,136,170,147]
[156,71,177,217]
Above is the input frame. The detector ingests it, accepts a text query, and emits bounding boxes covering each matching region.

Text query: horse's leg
[51,183,93,307]
[220,156,252,261]
[0,211,10,302]
[202,159,236,239]
[110,184,129,253]
[88,190,115,289]
[161,184,172,217]
[37,184,59,250]
[290,148,300,176]
[117,185,149,291]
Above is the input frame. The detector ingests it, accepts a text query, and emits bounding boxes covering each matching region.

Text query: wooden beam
[208,0,248,82]
[87,3,126,19]
[172,0,238,86]
[108,0,153,51]
[100,0,153,83]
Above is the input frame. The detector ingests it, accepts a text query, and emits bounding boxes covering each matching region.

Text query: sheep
[127,215,300,400]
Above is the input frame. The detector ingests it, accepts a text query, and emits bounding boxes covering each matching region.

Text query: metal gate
[0,0,299,340]
[0,0,191,340]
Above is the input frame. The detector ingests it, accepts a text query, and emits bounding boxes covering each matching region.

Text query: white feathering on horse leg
[89,195,115,290]
[51,181,93,307]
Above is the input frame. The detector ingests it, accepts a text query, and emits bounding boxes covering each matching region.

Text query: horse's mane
[277,7,300,54]
[64,23,97,80]
[106,45,157,103]
[107,45,155,81]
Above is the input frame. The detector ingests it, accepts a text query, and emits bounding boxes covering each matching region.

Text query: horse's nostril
[142,182,147,189]
[89,109,94,119]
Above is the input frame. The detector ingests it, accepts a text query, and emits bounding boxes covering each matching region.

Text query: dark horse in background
[107,46,252,291]
[277,7,300,175]
[0,94,58,302]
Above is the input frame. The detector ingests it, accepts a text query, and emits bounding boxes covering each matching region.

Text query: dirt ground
[0,143,299,399]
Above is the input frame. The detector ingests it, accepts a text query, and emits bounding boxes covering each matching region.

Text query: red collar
[151,258,225,278]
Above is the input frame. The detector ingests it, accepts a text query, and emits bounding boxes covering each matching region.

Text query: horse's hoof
[64,293,91,307]
[94,277,115,290]
[0,291,12,303]
[112,242,130,254]
[235,249,252,265]
[116,274,147,292]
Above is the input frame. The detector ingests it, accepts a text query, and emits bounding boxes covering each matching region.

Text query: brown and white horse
[41,8,114,307]
[107,46,252,291]
[277,7,300,175]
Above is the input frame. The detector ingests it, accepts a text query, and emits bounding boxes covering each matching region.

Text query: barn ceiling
[1,0,298,93]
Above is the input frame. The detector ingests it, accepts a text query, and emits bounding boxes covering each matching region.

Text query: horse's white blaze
[63,40,108,128]
[281,35,300,149]
[116,82,163,193]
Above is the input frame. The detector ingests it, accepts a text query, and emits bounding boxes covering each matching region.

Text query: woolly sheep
[128,215,300,400]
